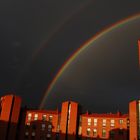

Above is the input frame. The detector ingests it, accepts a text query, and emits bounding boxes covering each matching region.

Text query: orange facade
[21,110,59,140]
[129,100,140,140]
[79,112,128,140]
[59,101,78,140]
[0,94,21,140]
[0,94,140,140]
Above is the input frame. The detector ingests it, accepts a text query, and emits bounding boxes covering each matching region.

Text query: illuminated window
[94,118,97,126]
[102,129,106,137]
[49,115,53,122]
[119,119,123,124]
[93,129,97,137]
[110,119,115,127]
[102,119,106,126]
[87,128,91,136]
[28,113,32,121]
[42,115,46,121]
[34,114,38,120]
[87,118,91,126]
[78,126,82,135]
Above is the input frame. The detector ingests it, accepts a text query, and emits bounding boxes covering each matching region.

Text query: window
[32,132,36,136]
[48,124,52,129]
[42,115,46,121]
[94,118,98,126]
[102,119,106,127]
[34,114,38,120]
[93,129,97,137]
[42,124,46,131]
[119,119,123,124]
[32,124,36,130]
[110,130,115,138]
[28,113,32,121]
[47,134,51,138]
[25,124,30,129]
[102,129,106,137]
[78,126,82,135]
[87,118,91,126]
[86,128,91,136]
[25,132,29,136]
[110,119,115,127]
[26,122,30,126]
[119,129,124,135]
[49,115,53,122]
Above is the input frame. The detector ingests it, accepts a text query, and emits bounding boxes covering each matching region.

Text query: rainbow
[39,13,140,109]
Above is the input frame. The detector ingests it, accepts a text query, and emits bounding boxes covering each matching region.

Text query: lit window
[87,128,91,136]
[87,118,91,126]
[93,129,97,137]
[78,126,82,135]
[42,114,46,121]
[49,115,53,122]
[110,119,115,127]
[119,119,123,124]
[102,119,106,126]
[94,118,98,126]
[27,113,32,121]
[34,114,38,120]
[102,129,106,137]
[26,122,30,126]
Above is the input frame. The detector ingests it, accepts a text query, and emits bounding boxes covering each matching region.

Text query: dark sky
[0,0,140,113]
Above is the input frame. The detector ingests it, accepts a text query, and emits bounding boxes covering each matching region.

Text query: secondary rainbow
[39,13,140,109]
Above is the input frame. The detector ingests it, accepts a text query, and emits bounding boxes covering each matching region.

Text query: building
[129,100,140,140]
[0,94,139,140]
[0,94,21,140]
[79,112,129,140]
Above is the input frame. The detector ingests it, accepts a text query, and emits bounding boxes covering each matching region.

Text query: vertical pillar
[60,101,78,140]
[129,100,138,140]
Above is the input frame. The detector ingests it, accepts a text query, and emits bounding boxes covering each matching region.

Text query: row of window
[27,113,53,121]
[25,132,51,139]
[87,118,124,126]
[25,123,52,131]
[86,128,124,137]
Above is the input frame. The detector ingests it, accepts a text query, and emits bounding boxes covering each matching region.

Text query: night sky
[0,0,140,113]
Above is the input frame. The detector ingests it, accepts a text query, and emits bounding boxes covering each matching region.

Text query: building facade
[0,94,21,140]
[129,100,140,140]
[0,94,139,140]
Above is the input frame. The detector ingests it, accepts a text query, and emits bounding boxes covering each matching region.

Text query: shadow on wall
[0,119,129,140]
[0,120,19,140]
[78,128,129,140]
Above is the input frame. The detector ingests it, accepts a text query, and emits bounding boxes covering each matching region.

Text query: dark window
[110,130,115,139]
[119,129,124,135]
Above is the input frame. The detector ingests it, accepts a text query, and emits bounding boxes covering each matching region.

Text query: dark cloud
[0,0,140,112]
